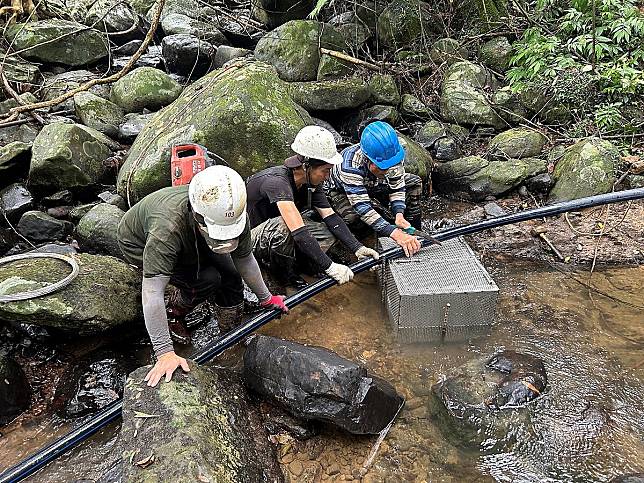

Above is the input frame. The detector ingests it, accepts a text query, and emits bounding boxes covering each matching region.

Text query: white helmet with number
[188,166,247,240]
[291,126,343,165]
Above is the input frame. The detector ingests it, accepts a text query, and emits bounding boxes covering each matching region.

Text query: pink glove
[260,294,289,313]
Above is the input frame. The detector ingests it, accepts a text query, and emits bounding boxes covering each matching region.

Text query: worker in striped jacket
[325,121,422,257]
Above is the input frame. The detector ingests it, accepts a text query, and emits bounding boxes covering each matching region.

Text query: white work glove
[325,262,354,284]
[355,246,380,261]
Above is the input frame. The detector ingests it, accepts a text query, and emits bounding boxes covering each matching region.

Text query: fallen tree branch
[0,0,165,124]
[0,63,46,125]
[320,47,382,72]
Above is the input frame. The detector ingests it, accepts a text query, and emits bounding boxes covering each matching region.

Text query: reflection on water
[1,261,642,482]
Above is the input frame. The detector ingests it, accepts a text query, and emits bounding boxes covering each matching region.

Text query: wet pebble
[289,460,304,477]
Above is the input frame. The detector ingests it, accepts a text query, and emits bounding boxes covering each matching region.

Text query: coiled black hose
[2,187,643,483]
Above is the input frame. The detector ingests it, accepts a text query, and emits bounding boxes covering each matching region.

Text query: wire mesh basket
[377,237,498,343]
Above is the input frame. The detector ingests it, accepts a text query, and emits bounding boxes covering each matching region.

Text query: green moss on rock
[110,67,182,113]
[377,0,438,49]
[288,78,371,111]
[368,74,400,106]
[74,91,125,137]
[488,128,547,160]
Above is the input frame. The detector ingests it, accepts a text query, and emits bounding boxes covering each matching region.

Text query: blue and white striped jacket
[326,144,406,236]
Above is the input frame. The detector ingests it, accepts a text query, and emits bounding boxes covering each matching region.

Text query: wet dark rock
[54,349,140,418]
[112,51,164,71]
[46,206,72,219]
[430,350,547,446]
[121,363,284,482]
[42,190,73,207]
[17,210,72,243]
[161,34,216,77]
[262,404,319,440]
[98,191,128,211]
[434,136,460,161]
[0,142,31,185]
[0,349,30,425]
[118,112,154,143]
[347,105,400,135]
[214,45,252,68]
[86,0,142,43]
[243,335,404,434]
[0,183,33,221]
[251,0,315,29]
[76,203,125,257]
[161,13,228,45]
[113,40,143,56]
[525,172,555,194]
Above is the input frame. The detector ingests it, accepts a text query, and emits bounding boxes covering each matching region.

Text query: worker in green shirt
[118,166,287,387]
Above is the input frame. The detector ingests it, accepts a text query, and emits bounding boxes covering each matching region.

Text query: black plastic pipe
[2,187,643,483]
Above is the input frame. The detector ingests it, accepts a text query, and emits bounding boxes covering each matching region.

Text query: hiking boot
[165,287,193,320]
[271,252,307,289]
[168,318,191,345]
[214,302,244,335]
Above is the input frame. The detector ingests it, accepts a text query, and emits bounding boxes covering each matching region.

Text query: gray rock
[0,183,33,221]
[317,53,355,80]
[74,91,125,137]
[492,86,530,124]
[17,210,72,243]
[69,203,100,222]
[118,112,154,143]
[116,61,311,203]
[434,155,546,201]
[41,190,73,207]
[0,253,141,334]
[0,350,30,425]
[355,0,389,30]
[368,74,400,106]
[288,78,371,111]
[415,120,447,148]
[122,363,284,482]
[110,67,183,113]
[76,203,124,257]
[254,20,345,82]
[29,123,116,195]
[610,475,644,483]
[243,335,404,434]
[440,61,506,129]
[0,141,31,184]
[86,0,140,40]
[42,70,111,113]
[434,136,460,161]
[525,172,555,194]
[98,191,128,211]
[112,51,164,71]
[549,137,619,202]
[28,243,78,256]
[400,93,432,119]
[0,48,40,87]
[0,123,39,146]
[488,128,547,160]
[429,38,468,66]
[5,20,109,67]
[627,174,644,189]
[479,36,512,73]
[251,0,315,29]
[0,92,38,116]
[399,133,433,179]
[161,12,227,45]
[161,34,216,77]
[484,201,506,217]
[377,0,438,49]
[333,22,370,51]
[347,104,400,135]
[214,45,251,68]
[113,40,143,55]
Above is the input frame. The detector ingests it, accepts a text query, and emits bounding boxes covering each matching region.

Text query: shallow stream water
[1,257,642,482]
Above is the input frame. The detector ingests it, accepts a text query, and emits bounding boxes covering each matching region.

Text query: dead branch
[320,47,382,72]
[0,0,165,124]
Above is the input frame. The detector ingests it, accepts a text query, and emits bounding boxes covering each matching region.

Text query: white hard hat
[188,166,247,240]
[291,126,343,165]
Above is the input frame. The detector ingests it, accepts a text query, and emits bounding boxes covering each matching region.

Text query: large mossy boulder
[434,155,546,200]
[76,203,125,257]
[399,133,433,180]
[377,0,438,49]
[29,123,117,196]
[110,67,182,113]
[0,351,30,425]
[254,20,345,82]
[488,128,547,160]
[479,36,512,72]
[288,78,371,111]
[440,61,505,129]
[549,138,619,203]
[74,91,125,137]
[0,254,141,335]
[368,74,400,106]
[121,363,283,482]
[5,20,108,67]
[117,61,311,204]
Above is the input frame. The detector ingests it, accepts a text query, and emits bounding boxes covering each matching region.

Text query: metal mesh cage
[377,237,498,342]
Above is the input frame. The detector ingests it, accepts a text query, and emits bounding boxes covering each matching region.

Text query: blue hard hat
[360,121,405,169]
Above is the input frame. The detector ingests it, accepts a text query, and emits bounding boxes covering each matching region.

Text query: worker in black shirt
[247,126,380,288]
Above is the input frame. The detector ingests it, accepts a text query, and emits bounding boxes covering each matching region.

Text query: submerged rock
[76,203,125,257]
[110,67,182,113]
[5,20,109,67]
[116,61,310,203]
[243,335,404,435]
[121,363,283,482]
[254,20,345,82]
[0,254,141,335]
[549,137,619,202]
[0,350,30,425]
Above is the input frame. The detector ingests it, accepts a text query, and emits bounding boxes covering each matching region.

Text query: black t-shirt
[246,165,331,229]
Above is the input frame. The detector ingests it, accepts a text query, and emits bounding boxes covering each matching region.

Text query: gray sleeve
[232,253,271,303]
[141,275,173,357]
